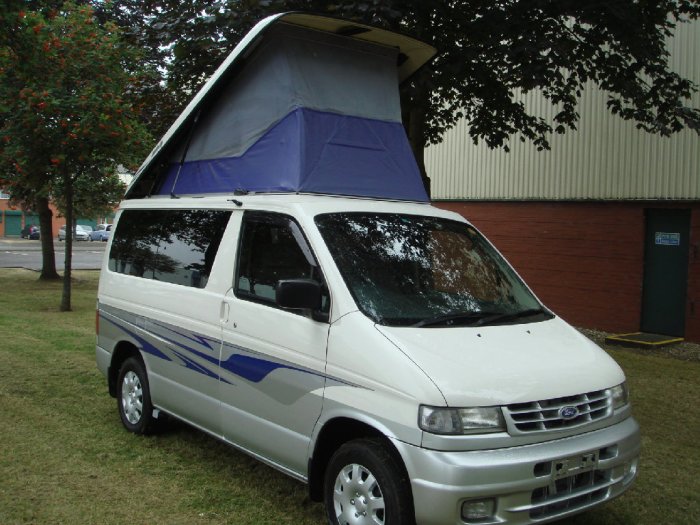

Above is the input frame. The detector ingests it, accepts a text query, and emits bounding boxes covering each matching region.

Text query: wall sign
[655,232,681,246]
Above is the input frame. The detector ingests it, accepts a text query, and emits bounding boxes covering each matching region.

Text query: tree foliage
[123,0,700,166]
[53,170,126,221]
[0,1,153,307]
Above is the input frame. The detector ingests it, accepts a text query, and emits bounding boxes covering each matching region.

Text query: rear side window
[109,209,231,288]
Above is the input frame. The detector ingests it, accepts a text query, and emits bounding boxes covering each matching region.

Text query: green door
[640,209,691,337]
[24,213,39,226]
[77,218,97,229]
[4,210,22,236]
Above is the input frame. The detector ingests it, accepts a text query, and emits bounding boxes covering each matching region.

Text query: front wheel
[117,357,161,434]
[324,438,415,525]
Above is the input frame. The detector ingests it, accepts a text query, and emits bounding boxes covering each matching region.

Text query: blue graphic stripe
[150,327,220,367]
[102,308,363,389]
[103,316,172,362]
[221,353,298,383]
[151,321,217,352]
[171,349,221,381]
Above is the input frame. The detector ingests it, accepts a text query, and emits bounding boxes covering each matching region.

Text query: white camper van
[96,13,640,525]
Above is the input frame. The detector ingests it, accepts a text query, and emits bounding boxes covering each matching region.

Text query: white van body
[97,193,640,525]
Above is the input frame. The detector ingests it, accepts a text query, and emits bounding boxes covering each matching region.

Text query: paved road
[0,238,106,270]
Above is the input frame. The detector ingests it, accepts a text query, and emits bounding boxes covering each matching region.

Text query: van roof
[116,192,462,222]
[126,13,437,201]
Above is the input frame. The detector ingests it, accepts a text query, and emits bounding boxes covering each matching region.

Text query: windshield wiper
[411,311,500,328]
[472,308,553,327]
[411,308,553,328]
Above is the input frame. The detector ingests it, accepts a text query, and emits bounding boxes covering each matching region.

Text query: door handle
[220,301,230,323]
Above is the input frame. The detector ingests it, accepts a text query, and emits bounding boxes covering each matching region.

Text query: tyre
[324,438,415,525]
[117,356,161,434]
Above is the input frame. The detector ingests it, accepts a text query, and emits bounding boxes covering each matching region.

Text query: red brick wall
[1,198,64,238]
[436,201,700,342]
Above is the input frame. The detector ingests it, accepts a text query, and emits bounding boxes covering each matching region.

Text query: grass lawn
[0,268,698,524]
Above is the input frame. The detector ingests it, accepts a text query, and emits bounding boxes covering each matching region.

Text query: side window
[109,209,231,289]
[235,212,328,311]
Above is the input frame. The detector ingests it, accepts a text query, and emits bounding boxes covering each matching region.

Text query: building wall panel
[425,20,700,201]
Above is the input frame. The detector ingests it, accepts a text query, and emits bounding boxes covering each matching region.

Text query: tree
[53,169,126,223]
[0,2,152,309]
[92,0,181,139]
[129,0,700,191]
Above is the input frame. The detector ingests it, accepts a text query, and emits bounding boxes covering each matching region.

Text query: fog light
[461,498,496,522]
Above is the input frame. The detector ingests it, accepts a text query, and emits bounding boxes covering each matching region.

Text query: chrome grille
[504,389,612,433]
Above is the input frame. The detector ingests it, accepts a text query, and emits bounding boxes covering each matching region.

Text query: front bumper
[394,416,640,525]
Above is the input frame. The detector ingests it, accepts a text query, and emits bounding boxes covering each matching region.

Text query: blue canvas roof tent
[125,13,437,202]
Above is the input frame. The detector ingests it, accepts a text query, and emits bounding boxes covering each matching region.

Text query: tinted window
[315,213,544,326]
[109,209,231,288]
[235,211,328,311]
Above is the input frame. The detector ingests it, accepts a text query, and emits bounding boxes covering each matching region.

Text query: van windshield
[315,213,550,327]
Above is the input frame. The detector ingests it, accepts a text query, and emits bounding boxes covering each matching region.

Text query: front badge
[559,406,579,420]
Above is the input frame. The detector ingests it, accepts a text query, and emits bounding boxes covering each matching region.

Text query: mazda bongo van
[96,13,640,525]
[96,194,640,525]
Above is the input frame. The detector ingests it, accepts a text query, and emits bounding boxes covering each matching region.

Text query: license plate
[553,451,599,480]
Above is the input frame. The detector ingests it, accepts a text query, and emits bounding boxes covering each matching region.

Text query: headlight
[611,382,629,410]
[419,405,506,435]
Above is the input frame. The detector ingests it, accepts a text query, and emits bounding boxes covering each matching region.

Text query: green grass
[0,268,698,524]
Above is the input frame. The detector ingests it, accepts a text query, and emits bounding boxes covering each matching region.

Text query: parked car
[20,225,40,239]
[89,223,112,242]
[58,224,90,241]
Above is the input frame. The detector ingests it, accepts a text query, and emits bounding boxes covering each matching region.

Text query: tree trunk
[401,74,431,199]
[60,173,73,312]
[405,104,431,198]
[36,196,60,280]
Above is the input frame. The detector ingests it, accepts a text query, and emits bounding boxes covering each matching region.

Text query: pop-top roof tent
[125,13,437,202]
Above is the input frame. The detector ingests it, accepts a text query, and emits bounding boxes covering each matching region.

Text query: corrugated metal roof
[426,20,700,201]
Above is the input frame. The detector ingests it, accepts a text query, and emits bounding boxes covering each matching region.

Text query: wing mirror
[276,279,322,310]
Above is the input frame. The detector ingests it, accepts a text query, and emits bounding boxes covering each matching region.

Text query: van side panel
[99,283,224,434]
[320,311,445,447]
[98,209,241,435]
[219,294,330,476]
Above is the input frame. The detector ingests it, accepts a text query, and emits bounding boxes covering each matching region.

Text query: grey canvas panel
[179,23,401,163]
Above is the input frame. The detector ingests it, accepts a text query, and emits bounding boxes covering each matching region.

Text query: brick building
[0,194,112,238]
[425,21,699,342]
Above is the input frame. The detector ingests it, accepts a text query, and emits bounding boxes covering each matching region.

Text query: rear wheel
[117,357,161,434]
[324,438,414,525]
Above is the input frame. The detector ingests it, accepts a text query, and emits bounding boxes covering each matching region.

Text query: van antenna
[170,111,201,199]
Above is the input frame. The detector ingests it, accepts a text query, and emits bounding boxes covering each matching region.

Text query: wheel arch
[307,416,412,504]
[108,341,142,397]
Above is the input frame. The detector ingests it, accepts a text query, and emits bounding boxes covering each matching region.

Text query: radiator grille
[504,389,612,433]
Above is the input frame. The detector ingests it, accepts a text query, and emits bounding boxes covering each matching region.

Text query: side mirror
[276,279,322,310]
